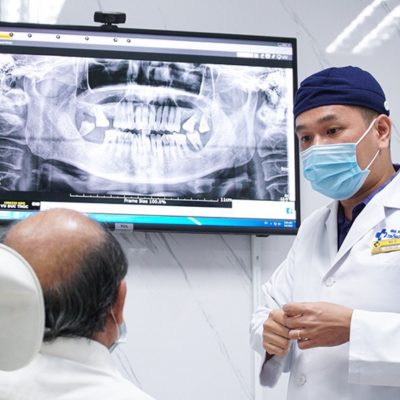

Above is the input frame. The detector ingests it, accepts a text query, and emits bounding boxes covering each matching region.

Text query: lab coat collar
[380,170,400,209]
[330,171,400,267]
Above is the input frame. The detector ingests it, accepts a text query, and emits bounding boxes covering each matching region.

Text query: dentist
[250,66,400,399]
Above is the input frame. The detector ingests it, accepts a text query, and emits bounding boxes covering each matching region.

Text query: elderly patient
[0,208,156,400]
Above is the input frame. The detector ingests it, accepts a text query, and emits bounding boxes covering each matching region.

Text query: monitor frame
[0,21,300,235]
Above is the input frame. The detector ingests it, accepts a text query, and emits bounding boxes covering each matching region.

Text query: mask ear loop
[364,148,380,171]
[110,309,118,326]
[355,118,376,145]
[110,309,127,345]
[356,118,379,171]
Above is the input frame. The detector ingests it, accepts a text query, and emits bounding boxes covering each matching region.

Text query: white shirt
[0,337,156,400]
[250,172,400,399]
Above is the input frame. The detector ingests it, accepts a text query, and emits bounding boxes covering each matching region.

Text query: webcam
[94,12,126,30]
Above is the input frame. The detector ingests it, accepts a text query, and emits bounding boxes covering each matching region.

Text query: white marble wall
[2,0,400,398]
[113,232,253,399]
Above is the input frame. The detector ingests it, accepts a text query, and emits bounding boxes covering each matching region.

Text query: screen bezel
[0,21,300,235]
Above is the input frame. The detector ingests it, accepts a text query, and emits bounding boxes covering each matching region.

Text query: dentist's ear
[375,114,392,150]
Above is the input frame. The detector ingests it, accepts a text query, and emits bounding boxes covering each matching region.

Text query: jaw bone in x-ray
[0,54,290,200]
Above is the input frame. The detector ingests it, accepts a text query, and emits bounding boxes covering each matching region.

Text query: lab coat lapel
[332,172,400,266]
[333,200,385,265]
[325,201,339,266]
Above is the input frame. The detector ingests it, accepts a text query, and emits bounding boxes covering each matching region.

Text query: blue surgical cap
[293,66,390,120]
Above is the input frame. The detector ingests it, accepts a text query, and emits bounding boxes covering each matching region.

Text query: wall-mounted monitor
[0,21,299,234]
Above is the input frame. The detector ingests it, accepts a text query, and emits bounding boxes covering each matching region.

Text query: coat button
[325,276,335,287]
[297,374,306,386]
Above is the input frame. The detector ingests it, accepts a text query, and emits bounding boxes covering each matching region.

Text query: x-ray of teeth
[0,53,291,200]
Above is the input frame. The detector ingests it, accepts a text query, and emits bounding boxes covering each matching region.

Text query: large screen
[0,21,299,234]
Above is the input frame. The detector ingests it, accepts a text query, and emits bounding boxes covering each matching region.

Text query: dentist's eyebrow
[295,113,341,133]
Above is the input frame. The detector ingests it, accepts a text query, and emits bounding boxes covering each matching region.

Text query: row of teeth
[102,129,204,166]
[79,103,211,137]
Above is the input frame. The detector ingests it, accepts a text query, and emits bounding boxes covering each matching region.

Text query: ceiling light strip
[352,4,400,53]
[326,0,386,53]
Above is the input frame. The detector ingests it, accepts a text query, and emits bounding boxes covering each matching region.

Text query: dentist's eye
[300,135,312,142]
[327,127,340,135]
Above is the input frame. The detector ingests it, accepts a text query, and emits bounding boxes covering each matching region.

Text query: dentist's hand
[262,309,292,358]
[284,302,353,350]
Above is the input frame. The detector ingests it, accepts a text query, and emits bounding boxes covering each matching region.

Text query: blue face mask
[300,119,379,200]
[109,311,127,353]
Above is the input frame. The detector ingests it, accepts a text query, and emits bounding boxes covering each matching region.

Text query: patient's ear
[112,279,127,325]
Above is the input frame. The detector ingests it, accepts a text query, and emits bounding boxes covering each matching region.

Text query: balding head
[2,209,128,341]
[4,209,105,290]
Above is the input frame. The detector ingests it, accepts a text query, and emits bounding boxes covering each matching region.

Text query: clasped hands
[262,301,353,357]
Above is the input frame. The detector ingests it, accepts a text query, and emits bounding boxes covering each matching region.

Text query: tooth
[162,134,171,161]
[116,103,127,131]
[143,128,151,137]
[182,114,197,133]
[149,133,155,154]
[155,106,163,132]
[142,135,147,154]
[124,132,132,143]
[186,130,203,151]
[149,134,157,156]
[103,129,118,155]
[131,134,138,158]
[141,105,151,136]
[146,134,151,153]
[121,102,130,130]
[114,103,123,129]
[136,133,144,155]
[142,105,149,129]
[126,103,135,130]
[173,107,181,132]
[180,134,190,155]
[116,132,130,161]
[148,104,156,130]
[175,134,186,157]
[161,106,169,131]
[103,129,116,145]
[138,132,151,153]
[79,120,95,137]
[114,132,125,159]
[125,133,133,157]
[135,104,143,130]
[94,105,109,128]
[176,133,190,158]
[138,131,144,153]
[154,134,164,164]
[199,114,210,133]
[168,134,179,160]
[167,107,175,132]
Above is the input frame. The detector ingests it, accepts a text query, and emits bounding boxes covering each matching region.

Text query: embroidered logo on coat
[374,228,400,240]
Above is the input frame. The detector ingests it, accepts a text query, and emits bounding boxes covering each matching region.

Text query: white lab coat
[250,172,400,399]
[0,337,156,400]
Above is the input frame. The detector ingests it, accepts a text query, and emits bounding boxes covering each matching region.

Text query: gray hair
[41,225,128,342]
